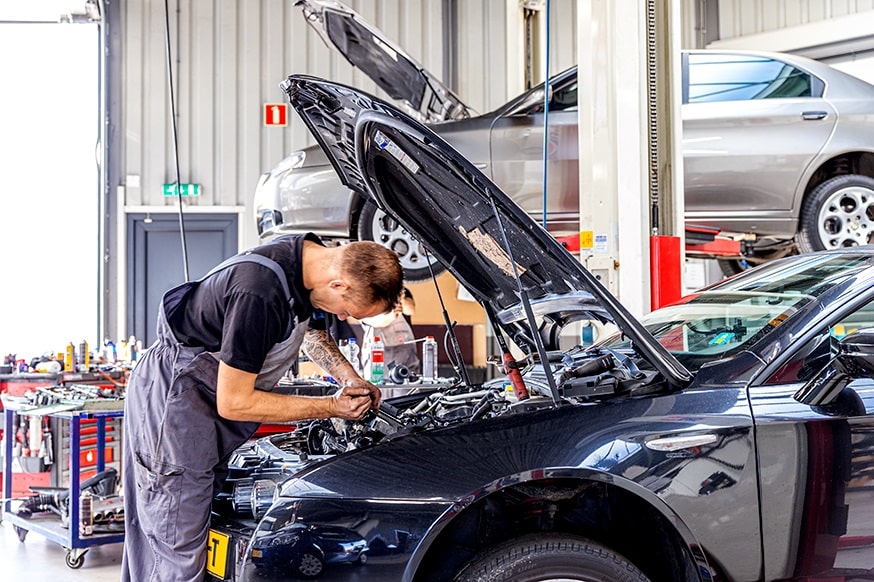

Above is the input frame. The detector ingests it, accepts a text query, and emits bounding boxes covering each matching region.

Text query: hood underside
[282,75,691,386]
[294,0,474,123]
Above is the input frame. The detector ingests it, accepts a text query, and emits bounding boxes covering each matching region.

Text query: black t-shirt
[165,234,320,374]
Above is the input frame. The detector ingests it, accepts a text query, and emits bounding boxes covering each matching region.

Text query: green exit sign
[163,183,201,197]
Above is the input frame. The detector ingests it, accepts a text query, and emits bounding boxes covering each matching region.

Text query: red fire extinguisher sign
[263,103,288,127]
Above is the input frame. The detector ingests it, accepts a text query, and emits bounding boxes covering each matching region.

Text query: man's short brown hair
[340,241,404,312]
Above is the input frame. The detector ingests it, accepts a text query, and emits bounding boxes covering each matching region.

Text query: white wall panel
[716,0,874,39]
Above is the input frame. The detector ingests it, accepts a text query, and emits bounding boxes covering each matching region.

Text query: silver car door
[489,79,580,236]
[683,52,837,234]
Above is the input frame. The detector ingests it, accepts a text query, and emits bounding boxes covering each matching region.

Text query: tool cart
[2,404,124,569]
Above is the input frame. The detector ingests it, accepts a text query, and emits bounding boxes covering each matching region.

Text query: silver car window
[688,53,816,103]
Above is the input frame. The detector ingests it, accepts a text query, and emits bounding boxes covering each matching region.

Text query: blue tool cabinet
[2,407,124,569]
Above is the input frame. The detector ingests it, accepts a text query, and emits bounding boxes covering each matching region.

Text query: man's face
[312,280,388,321]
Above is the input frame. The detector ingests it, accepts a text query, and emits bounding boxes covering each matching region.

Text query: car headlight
[231,478,278,520]
[272,150,307,174]
[269,533,300,547]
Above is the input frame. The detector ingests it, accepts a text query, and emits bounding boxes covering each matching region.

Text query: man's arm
[215,361,374,422]
[304,328,381,409]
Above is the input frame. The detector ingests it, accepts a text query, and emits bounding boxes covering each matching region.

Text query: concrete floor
[0,517,122,581]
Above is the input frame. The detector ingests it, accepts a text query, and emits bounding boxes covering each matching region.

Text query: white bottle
[347,338,362,375]
[422,335,438,381]
[369,336,385,384]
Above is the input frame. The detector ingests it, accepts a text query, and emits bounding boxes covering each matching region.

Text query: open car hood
[294,0,474,123]
[282,75,692,387]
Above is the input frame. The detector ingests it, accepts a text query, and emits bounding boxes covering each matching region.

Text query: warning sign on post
[264,103,288,127]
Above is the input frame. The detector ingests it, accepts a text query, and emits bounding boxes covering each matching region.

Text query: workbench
[1,406,124,569]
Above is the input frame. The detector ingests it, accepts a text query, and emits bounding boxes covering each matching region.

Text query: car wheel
[453,533,650,582]
[797,175,874,253]
[357,199,445,282]
[355,552,367,566]
[293,549,325,578]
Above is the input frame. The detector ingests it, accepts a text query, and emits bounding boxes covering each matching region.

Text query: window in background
[0,22,99,362]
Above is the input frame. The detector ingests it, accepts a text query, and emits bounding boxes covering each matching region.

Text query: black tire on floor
[453,533,651,582]
[797,174,874,253]
[357,199,444,282]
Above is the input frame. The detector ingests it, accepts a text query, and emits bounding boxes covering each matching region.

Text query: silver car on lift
[255,0,874,279]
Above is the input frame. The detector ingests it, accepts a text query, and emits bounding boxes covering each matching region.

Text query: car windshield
[602,253,873,369]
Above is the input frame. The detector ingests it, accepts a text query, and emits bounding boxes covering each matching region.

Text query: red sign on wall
[264,103,288,127]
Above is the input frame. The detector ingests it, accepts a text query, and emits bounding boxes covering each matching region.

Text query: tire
[797,174,874,253]
[717,258,751,278]
[293,549,325,578]
[454,533,650,582]
[65,551,85,569]
[357,199,445,282]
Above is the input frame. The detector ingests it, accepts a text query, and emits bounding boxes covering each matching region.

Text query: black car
[208,76,874,581]
[249,522,367,578]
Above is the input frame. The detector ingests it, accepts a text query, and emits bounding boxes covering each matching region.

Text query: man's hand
[331,378,381,420]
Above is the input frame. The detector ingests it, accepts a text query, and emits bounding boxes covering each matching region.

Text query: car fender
[403,466,713,582]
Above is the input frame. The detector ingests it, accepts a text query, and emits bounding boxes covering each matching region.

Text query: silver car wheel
[816,185,874,248]
[297,552,324,577]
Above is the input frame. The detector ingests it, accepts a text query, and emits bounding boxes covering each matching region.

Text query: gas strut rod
[485,194,561,406]
[424,248,471,387]
[483,303,530,401]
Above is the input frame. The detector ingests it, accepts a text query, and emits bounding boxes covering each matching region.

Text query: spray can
[422,335,438,381]
[80,491,94,536]
[369,336,385,384]
[347,338,362,376]
[78,340,90,372]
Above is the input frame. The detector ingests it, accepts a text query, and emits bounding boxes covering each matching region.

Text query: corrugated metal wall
[118,0,587,247]
[120,0,449,228]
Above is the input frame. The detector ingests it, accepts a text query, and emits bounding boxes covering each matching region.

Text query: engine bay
[214,344,662,521]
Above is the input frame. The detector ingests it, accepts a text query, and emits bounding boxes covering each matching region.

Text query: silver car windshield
[602,253,873,364]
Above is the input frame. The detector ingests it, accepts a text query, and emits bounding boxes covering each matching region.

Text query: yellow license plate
[206,529,231,579]
[251,549,262,558]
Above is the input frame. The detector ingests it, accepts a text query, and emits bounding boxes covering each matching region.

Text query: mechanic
[120,233,403,582]
[360,286,420,375]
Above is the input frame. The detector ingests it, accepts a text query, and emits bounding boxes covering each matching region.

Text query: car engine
[213,344,660,521]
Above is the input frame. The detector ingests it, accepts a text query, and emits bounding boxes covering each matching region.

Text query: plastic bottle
[369,336,385,384]
[347,338,362,375]
[338,338,350,360]
[64,343,75,372]
[422,335,438,381]
[78,340,90,372]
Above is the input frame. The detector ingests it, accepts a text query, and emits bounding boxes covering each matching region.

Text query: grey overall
[121,253,308,581]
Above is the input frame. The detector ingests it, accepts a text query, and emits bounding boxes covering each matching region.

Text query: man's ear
[328,279,350,291]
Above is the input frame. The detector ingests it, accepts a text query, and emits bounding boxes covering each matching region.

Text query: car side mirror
[517,86,552,115]
[794,328,874,406]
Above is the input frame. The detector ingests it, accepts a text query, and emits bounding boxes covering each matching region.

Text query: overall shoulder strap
[201,251,292,304]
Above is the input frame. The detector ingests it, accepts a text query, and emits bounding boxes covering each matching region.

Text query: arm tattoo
[304,328,347,374]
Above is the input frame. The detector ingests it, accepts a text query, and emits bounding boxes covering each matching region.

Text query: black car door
[751,297,874,580]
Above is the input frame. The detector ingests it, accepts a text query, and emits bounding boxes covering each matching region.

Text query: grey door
[127,213,237,345]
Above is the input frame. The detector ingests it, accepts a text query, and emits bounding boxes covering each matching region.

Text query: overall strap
[201,251,292,305]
